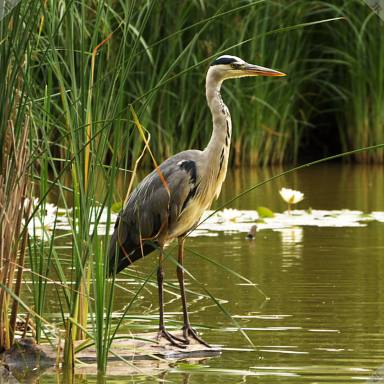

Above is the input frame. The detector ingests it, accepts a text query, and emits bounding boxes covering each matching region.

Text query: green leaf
[257,206,275,218]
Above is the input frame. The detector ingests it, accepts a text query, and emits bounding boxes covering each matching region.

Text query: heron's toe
[157,327,186,348]
[182,325,211,348]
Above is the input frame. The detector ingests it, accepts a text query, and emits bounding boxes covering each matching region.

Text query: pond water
[21,164,384,382]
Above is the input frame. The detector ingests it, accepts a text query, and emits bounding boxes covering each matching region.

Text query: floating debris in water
[246,225,257,240]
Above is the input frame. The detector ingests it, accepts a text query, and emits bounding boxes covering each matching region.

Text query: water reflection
[21,164,384,383]
[366,364,384,383]
[277,226,303,271]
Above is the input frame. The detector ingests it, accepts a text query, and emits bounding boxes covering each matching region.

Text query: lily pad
[26,204,384,239]
[257,206,274,218]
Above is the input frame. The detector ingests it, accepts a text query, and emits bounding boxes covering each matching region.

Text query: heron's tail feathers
[107,229,156,276]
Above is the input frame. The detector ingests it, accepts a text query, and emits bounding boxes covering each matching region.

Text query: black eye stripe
[210,57,238,66]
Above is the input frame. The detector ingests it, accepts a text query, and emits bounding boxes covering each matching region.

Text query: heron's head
[208,55,286,81]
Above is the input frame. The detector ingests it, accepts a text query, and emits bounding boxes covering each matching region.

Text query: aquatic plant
[279,187,304,213]
[24,0,349,169]
[313,1,384,162]
[0,0,42,352]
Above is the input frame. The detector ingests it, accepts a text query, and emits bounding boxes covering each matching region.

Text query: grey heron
[108,55,285,348]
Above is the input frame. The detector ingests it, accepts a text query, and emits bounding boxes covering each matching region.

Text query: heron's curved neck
[204,72,232,162]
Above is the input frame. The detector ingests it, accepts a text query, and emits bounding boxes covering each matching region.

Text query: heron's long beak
[243,63,286,77]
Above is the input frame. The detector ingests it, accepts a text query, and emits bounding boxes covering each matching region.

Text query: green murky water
[19,164,384,382]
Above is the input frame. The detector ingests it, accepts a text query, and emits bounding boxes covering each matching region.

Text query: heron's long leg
[157,247,185,348]
[177,238,210,347]
[177,238,190,326]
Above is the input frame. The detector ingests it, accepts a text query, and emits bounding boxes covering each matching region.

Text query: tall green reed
[125,0,329,166]
[34,0,135,370]
[314,1,384,162]
[0,0,42,351]
[26,0,321,171]
[30,0,195,371]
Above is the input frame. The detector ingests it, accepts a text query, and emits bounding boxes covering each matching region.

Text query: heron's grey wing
[108,151,201,275]
[127,151,200,237]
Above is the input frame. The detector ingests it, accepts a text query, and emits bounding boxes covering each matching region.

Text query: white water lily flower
[217,208,242,222]
[279,188,304,204]
[279,188,304,215]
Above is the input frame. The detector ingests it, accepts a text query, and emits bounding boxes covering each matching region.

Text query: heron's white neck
[202,70,232,199]
[204,71,232,165]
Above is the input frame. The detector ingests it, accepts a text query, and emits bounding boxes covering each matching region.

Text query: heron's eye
[231,63,242,69]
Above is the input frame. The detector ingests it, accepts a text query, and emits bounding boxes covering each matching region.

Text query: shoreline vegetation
[1,0,383,375]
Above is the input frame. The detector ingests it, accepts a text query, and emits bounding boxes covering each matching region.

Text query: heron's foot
[182,325,211,348]
[157,327,186,348]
